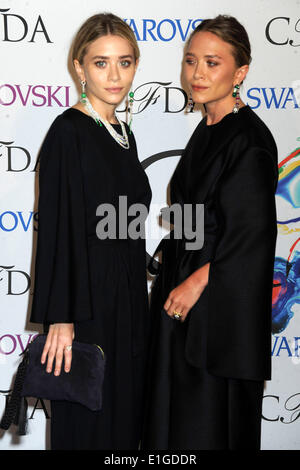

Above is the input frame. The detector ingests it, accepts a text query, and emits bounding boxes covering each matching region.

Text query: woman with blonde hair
[30,13,151,450]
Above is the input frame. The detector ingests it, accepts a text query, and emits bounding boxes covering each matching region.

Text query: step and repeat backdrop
[0,0,299,450]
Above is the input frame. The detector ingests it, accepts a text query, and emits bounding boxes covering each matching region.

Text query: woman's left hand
[163,263,210,322]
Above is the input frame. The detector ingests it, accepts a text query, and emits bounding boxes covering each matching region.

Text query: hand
[41,323,74,376]
[164,263,210,322]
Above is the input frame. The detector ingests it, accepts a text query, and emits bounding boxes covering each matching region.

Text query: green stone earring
[81,80,102,127]
[128,91,134,133]
[80,80,87,104]
[232,84,240,113]
[232,84,239,97]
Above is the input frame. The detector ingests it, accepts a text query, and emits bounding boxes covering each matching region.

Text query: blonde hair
[72,13,140,65]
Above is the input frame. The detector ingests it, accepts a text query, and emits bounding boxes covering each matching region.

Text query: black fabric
[151,106,278,381]
[29,108,152,449]
[143,106,278,449]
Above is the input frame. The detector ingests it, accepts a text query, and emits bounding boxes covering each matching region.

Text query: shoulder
[228,107,278,166]
[39,110,80,175]
[221,108,278,183]
[235,106,277,154]
[46,108,79,138]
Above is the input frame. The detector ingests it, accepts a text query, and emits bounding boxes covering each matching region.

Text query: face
[183,31,248,108]
[74,34,138,111]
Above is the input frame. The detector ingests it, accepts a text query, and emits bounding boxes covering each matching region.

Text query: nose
[193,61,205,80]
[108,62,121,82]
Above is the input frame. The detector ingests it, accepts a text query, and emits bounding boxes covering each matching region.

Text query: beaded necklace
[83,96,130,150]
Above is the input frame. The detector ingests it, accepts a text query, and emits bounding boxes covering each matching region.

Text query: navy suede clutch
[0,335,106,435]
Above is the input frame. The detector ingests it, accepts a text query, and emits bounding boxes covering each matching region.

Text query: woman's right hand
[41,323,74,376]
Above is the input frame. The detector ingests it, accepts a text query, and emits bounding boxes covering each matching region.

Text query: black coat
[151,105,278,381]
[29,109,152,448]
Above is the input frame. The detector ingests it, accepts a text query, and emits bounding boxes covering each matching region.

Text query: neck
[86,95,118,124]
[205,98,245,125]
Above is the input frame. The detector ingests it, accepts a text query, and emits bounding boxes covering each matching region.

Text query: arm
[204,145,278,378]
[30,116,92,374]
[163,192,218,321]
[164,144,277,328]
[164,262,210,321]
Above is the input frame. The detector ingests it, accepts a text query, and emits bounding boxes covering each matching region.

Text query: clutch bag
[0,334,106,435]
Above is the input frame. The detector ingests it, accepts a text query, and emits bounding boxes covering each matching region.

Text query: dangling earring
[128,91,134,133]
[80,80,87,104]
[187,92,195,112]
[81,80,103,127]
[232,84,240,113]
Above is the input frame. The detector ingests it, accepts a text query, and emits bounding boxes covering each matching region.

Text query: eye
[207,61,218,67]
[120,60,132,67]
[185,58,196,65]
[95,60,106,68]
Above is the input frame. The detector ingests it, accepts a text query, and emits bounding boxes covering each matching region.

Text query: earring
[187,92,195,112]
[80,80,87,104]
[232,84,240,113]
[128,91,134,133]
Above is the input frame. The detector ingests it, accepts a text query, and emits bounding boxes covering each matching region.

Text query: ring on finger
[64,345,72,352]
[173,310,182,320]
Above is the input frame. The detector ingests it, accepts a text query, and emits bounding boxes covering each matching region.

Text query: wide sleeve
[173,195,219,286]
[207,146,278,380]
[186,145,278,380]
[30,116,93,324]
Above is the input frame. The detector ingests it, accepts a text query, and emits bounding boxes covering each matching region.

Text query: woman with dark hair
[143,15,278,450]
[30,13,151,450]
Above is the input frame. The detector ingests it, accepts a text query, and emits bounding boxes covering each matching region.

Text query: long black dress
[30,108,152,450]
[143,105,278,450]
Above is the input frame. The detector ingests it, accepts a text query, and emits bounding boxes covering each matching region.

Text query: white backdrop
[0,0,299,450]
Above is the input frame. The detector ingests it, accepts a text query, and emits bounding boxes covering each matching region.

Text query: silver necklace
[83,96,129,149]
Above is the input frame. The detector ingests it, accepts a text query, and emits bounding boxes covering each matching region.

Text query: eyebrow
[91,54,134,60]
[186,52,222,59]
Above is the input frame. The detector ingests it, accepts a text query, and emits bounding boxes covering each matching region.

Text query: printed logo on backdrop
[0,391,50,422]
[263,393,300,424]
[0,85,70,107]
[0,265,31,294]
[123,18,202,41]
[118,81,190,114]
[0,212,38,232]
[266,16,300,46]
[1,82,299,109]
[0,8,52,42]
[247,86,300,109]
[0,140,38,172]
[0,333,37,355]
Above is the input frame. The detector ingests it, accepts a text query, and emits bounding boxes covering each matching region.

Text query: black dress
[143,106,278,450]
[30,108,152,450]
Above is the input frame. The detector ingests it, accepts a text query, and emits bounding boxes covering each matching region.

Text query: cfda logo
[118,81,192,114]
[0,8,52,43]
[263,393,300,424]
[266,17,300,46]
[0,140,38,172]
[0,265,31,295]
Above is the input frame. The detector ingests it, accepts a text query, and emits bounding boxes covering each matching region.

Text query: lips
[192,85,208,91]
[105,87,123,93]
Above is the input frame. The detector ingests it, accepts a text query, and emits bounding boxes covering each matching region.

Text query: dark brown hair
[72,13,140,65]
[188,15,252,67]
